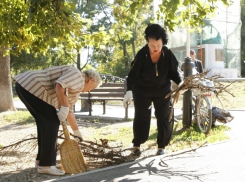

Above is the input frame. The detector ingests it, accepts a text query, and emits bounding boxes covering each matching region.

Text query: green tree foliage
[10,0,111,74]
[128,0,234,32]
[10,48,75,75]
[65,0,111,70]
[0,0,104,55]
[0,0,108,112]
[93,0,153,77]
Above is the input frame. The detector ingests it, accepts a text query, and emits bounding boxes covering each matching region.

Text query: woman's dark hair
[144,24,168,45]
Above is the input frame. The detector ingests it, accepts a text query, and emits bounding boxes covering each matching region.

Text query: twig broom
[60,120,87,174]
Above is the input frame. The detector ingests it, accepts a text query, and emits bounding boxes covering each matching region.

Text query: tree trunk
[77,53,81,71]
[122,43,128,68]
[131,40,136,58]
[0,48,16,112]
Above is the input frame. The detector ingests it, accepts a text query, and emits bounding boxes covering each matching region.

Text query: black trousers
[132,90,174,148]
[15,82,60,166]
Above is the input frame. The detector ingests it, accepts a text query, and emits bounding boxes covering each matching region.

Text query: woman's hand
[123,91,132,108]
[57,106,69,122]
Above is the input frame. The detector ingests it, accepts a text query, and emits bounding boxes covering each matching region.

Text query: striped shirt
[13,65,85,112]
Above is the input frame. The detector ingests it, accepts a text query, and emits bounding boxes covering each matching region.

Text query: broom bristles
[60,139,87,174]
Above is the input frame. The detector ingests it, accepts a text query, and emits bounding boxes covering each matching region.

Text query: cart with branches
[167,70,235,134]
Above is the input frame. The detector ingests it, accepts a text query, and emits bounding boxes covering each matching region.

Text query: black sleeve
[168,49,182,85]
[126,50,144,91]
[199,61,203,73]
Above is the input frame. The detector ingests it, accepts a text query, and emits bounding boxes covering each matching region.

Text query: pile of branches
[58,131,136,169]
[0,127,212,170]
[0,130,137,170]
[166,70,235,121]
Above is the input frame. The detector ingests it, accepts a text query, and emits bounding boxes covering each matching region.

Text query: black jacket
[127,45,182,97]
[194,59,203,73]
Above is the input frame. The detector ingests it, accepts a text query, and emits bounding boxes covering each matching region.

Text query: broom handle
[61,120,71,140]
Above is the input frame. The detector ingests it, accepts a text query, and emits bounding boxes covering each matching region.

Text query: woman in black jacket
[123,24,183,155]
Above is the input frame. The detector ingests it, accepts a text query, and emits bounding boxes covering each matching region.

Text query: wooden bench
[75,75,131,119]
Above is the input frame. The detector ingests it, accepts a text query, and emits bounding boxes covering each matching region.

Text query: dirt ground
[0,111,152,182]
[0,112,56,182]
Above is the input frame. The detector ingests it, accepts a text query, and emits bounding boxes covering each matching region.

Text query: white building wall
[201,44,224,69]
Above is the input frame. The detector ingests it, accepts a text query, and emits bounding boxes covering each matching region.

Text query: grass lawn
[82,120,230,153]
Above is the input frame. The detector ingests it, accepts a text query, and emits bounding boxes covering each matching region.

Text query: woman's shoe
[133,148,142,156]
[157,149,164,155]
[38,166,65,176]
[132,146,142,156]
[35,160,39,168]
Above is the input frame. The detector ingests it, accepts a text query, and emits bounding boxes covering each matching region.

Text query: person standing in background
[190,49,203,73]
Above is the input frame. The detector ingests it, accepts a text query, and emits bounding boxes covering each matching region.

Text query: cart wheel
[196,96,212,134]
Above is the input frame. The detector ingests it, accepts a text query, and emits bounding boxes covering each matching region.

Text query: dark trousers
[15,83,60,166]
[132,90,174,148]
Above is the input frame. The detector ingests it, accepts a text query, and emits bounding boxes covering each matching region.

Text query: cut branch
[166,70,235,121]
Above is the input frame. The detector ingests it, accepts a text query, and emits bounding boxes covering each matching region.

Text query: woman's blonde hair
[82,69,102,87]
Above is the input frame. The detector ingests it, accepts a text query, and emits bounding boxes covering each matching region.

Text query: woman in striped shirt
[14,65,102,175]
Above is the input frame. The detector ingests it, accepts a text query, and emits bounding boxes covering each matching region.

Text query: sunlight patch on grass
[85,126,133,147]
[83,122,230,152]
[166,122,230,152]
[0,111,35,125]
